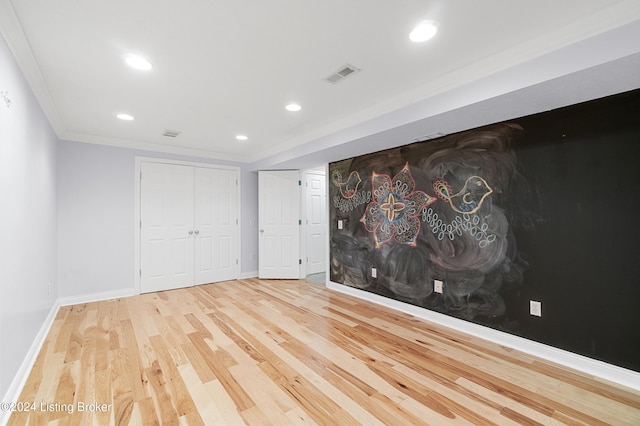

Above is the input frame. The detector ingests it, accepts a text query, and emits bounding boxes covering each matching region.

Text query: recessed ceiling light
[409,20,438,43]
[124,54,153,71]
[285,103,302,112]
[235,134,248,141]
[116,113,135,121]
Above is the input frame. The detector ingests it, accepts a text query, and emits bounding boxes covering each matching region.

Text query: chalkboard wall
[329,88,640,372]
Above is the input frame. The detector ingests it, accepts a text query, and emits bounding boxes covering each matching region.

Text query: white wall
[240,168,259,276]
[0,36,58,400]
[57,140,258,298]
[57,141,136,297]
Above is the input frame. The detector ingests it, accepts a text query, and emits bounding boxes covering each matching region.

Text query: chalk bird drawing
[332,170,362,199]
[433,176,493,214]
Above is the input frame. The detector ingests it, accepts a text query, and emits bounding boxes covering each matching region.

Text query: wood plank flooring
[8,278,640,425]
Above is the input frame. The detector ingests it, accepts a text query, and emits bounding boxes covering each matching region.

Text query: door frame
[134,156,241,295]
[301,166,328,277]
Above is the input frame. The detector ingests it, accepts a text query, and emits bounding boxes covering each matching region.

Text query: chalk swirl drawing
[421,207,497,248]
[360,162,436,247]
[333,191,371,212]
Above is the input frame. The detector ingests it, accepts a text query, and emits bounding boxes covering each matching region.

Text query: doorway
[303,168,327,283]
[257,167,327,282]
[135,158,240,294]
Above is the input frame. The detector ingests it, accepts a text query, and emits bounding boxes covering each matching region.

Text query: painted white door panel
[141,162,238,293]
[259,170,300,279]
[306,172,326,275]
[195,167,238,284]
[141,162,194,293]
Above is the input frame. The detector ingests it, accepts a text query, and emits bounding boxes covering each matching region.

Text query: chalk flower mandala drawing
[361,163,437,247]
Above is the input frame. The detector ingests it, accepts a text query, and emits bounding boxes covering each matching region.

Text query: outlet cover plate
[530,300,542,317]
[371,267,377,278]
[434,279,443,294]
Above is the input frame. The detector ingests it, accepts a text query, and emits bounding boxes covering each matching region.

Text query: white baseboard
[0,300,60,426]
[0,287,135,426]
[240,271,258,279]
[4,280,635,426]
[328,281,640,392]
[57,288,135,307]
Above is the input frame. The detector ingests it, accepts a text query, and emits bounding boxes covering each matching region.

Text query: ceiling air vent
[412,132,446,143]
[162,129,182,138]
[325,64,360,84]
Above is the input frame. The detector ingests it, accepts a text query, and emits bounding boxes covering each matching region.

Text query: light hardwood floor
[8,278,640,425]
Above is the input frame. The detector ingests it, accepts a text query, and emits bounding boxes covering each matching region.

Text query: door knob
[260,229,264,233]
[188,230,194,235]
[194,229,200,235]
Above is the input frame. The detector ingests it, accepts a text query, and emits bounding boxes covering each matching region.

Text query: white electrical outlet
[337,220,343,230]
[371,267,377,278]
[530,300,542,317]
[434,279,443,294]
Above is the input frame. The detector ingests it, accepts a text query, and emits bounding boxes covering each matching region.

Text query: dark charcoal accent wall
[329,88,640,372]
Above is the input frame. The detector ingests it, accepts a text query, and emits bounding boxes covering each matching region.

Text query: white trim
[324,170,331,287]
[134,156,242,294]
[4,280,636,426]
[0,0,66,138]
[57,288,136,307]
[135,156,241,171]
[300,171,308,278]
[297,170,303,279]
[301,167,328,278]
[241,271,258,279]
[327,281,640,392]
[0,302,60,426]
[0,288,134,426]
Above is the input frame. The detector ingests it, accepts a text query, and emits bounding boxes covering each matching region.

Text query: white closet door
[141,163,194,293]
[194,167,238,284]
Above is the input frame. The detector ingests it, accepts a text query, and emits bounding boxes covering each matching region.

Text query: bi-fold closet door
[140,162,239,293]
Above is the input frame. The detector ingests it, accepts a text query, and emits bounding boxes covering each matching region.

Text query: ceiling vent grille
[412,132,446,143]
[162,129,182,138]
[325,64,360,84]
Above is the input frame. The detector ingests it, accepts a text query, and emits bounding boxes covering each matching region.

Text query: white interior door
[305,171,326,275]
[141,162,194,293]
[194,167,238,284]
[259,170,300,279]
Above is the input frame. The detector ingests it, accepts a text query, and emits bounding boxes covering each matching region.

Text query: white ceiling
[2,1,640,165]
